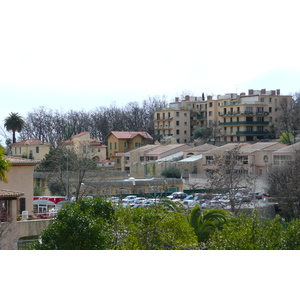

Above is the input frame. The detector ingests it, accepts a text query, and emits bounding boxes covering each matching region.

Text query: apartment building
[153,89,293,143]
[153,95,207,143]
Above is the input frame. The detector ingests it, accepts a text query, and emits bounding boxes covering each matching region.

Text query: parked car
[256,192,270,199]
[167,192,188,201]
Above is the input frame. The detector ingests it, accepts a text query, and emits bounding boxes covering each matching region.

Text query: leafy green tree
[4,112,25,143]
[279,131,294,144]
[193,126,212,141]
[208,212,300,250]
[161,165,181,178]
[111,204,198,250]
[187,205,231,244]
[35,197,114,250]
[0,145,11,183]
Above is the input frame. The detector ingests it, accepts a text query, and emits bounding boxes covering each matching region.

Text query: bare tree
[206,145,253,214]
[267,148,300,219]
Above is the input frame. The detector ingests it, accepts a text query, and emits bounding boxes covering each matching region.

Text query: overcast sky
[1,0,300,141]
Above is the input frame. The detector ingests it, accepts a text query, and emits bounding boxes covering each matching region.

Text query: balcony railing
[219,111,269,116]
[219,121,269,126]
[153,134,173,138]
[236,130,269,135]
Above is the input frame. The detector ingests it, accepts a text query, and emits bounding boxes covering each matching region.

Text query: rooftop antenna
[235,84,238,94]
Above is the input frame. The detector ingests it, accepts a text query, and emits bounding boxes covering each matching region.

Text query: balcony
[153,134,173,139]
[219,121,269,126]
[219,111,269,117]
[236,130,269,135]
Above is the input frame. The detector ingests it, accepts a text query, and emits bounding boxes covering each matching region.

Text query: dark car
[167,192,188,201]
[256,192,270,199]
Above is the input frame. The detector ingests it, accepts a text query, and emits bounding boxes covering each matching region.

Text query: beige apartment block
[207,89,293,143]
[10,139,50,160]
[154,95,207,143]
[154,89,292,144]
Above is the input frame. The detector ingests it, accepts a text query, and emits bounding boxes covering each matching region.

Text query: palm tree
[4,112,25,143]
[187,205,231,244]
[0,146,11,183]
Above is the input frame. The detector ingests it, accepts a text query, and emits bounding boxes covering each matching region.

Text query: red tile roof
[12,139,50,146]
[110,131,153,140]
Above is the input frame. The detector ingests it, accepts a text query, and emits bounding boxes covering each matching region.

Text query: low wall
[17,219,51,238]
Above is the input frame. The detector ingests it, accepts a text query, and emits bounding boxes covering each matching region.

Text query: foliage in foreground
[187,205,231,244]
[208,212,300,250]
[35,198,114,250]
[35,198,198,250]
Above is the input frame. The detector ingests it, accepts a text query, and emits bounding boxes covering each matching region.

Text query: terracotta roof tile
[0,189,24,198]
[12,139,50,146]
[110,131,153,139]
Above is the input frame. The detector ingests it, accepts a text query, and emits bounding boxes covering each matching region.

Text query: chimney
[261,89,266,94]
[175,97,179,102]
[185,95,190,101]
[248,89,254,95]
[240,92,246,96]
[271,90,276,95]
[276,89,280,95]
[207,95,212,100]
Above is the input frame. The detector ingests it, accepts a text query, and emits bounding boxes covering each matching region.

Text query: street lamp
[251,154,256,208]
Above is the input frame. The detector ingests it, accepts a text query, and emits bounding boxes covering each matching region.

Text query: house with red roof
[107,131,153,166]
[64,131,107,164]
[11,139,50,160]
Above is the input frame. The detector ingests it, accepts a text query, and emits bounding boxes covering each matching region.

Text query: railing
[219,121,269,126]
[153,134,173,138]
[219,111,269,116]
[236,130,269,135]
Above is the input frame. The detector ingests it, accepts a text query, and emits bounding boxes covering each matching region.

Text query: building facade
[10,139,50,160]
[153,89,293,143]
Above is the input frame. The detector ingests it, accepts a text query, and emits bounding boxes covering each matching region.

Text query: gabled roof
[146,144,190,156]
[185,143,218,153]
[12,139,50,146]
[239,142,286,154]
[273,142,300,153]
[109,131,153,140]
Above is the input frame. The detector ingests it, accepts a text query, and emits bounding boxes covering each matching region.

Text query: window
[269,107,272,113]
[206,156,213,165]
[176,130,180,135]
[264,155,268,163]
[36,147,39,153]
[246,126,253,132]
[114,142,117,149]
[135,142,141,147]
[176,112,179,117]
[257,117,264,122]
[245,107,253,113]
[269,98,272,103]
[209,111,213,116]
[260,98,265,102]
[176,121,180,126]
[116,158,120,163]
[257,107,264,113]
[209,102,213,107]
[109,142,112,150]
